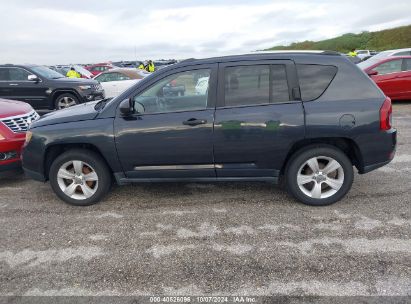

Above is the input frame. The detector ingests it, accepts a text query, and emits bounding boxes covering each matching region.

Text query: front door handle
[9,83,19,86]
[183,118,207,126]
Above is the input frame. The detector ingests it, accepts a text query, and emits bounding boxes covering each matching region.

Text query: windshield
[74,65,93,77]
[31,66,65,79]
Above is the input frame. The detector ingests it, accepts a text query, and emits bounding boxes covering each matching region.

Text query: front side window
[31,66,64,79]
[297,64,337,101]
[9,68,31,81]
[133,69,210,114]
[95,73,109,82]
[374,60,402,75]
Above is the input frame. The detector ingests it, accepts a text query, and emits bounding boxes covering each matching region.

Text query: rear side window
[0,68,8,81]
[297,64,337,101]
[224,65,289,107]
[9,68,31,81]
[225,65,270,106]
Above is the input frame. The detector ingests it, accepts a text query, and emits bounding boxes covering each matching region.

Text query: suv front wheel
[285,145,354,206]
[54,93,79,110]
[49,149,111,206]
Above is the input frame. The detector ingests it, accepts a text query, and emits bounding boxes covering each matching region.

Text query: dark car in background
[359,56,411,100]
[22,51,396,207]
[154,59,178,70]
[0,64,105,110]
[0,99,39,171]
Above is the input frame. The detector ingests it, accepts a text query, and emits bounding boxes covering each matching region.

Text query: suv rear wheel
[49,149,111,206]
[285,145,354,206]
[54,93,79,110]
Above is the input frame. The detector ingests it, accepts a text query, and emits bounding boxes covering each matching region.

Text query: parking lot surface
[0,103,410,296]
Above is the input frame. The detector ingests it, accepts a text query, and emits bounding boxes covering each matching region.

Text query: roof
[172,51,341,68]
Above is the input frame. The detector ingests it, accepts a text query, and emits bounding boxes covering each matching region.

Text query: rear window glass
[297,64,337,101]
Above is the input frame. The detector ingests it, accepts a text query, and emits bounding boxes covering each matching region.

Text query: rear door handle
[9,83,19,86]
[183,118,207,126]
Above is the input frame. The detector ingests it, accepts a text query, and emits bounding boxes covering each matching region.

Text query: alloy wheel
[56,160,99,200]
[57,96,77,109]
[297,156,344,199]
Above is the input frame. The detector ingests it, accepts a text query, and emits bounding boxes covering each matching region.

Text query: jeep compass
[22,52,397,206]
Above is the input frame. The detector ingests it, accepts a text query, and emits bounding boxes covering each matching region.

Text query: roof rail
[321,50,341,56]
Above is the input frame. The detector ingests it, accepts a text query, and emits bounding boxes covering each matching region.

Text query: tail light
[380,97,392,131]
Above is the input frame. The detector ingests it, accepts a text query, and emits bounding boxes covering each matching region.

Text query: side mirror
[28,74,39,82]
[367,70,378,76]
[119,98,135,116]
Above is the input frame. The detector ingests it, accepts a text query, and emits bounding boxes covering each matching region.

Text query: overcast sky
[1,0,410,64]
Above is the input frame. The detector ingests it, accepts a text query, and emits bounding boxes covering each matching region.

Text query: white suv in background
[355,50,377,60]
[373,48,411,58]
[362,48,411,65]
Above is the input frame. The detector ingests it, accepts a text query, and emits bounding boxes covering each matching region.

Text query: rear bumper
[358,128,397,174]
[361,158,394,174]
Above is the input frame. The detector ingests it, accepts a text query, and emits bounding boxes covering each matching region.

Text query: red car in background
[85,63,113,76]
[359,56,411,100]
[0,99,39,171]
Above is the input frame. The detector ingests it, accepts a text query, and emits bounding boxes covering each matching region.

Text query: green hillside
[265,24,411,53]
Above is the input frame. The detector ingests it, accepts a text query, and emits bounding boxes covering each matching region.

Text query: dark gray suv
[22,52,397,206]
[0,64,104,110]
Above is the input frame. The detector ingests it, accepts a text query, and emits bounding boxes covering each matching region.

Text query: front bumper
[23,167,46,182]
[83,89,105,102]
[0,132,25,171]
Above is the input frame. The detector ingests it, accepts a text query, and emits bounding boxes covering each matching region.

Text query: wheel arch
[43,143,113,180]
[50,89,82,108]
[281,137,363,175]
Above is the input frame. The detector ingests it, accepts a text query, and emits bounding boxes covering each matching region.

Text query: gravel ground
[0,102,410,297]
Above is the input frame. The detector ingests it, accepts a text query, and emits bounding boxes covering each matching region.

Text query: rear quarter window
[297,64,337,101]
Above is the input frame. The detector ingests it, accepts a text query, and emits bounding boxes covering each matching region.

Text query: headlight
[78,85,92,90]
[0,131,5,141]
[25,131,33,144]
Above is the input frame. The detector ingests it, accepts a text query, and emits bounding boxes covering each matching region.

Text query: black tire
[54,93,79,110]
[49,149,111,206]
[285,145,354,206]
